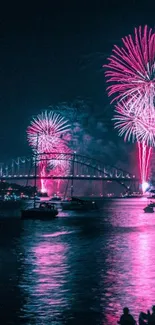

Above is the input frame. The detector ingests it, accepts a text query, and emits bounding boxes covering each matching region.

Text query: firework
[104,26,155,190]
[104,25,155,102]
[113,97,155,146]
[138,142,152,186]
[27,111,71,193]
[27,111,70,152]
[113,98,153,187]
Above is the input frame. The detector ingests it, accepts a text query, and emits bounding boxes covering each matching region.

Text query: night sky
[1,0,155,165]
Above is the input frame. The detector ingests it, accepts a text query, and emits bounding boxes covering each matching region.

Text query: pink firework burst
[27,111,70,153]
[114,96,155,146]
[104,25,155,102]
[27,111,71,193]
[104,26,155,190]
[113,98,153,188]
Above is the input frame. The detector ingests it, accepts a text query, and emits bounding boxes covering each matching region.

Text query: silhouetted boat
[38,192,48,198]
[148,201,155,207]
[50,195,62,201]
[21,202,58,219]
[144,205,154,213]
[61,196,98,211]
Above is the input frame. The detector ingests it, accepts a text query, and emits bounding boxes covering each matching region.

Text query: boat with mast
[21,134,58,219]
[61,153,98,211]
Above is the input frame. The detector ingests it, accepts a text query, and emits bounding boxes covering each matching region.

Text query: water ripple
[1,198,155,324]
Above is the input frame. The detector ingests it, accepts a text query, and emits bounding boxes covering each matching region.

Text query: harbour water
[1,198,155,324]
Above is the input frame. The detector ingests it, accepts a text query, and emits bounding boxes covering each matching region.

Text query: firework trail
[27,111,71,193]
[138,142,152,188]
[104,25,155,189]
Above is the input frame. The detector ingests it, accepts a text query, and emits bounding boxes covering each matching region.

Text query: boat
[144,205,154,213]
[21,202,58,219]
[37,192,48,198]
[148,201,155,207]
[21,134,59,219]
[61,196,98,211]
[50,195,62,201]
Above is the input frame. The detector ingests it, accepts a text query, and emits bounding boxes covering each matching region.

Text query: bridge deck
[0,175,139,181]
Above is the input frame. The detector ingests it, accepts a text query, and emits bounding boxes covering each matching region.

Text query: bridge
[0,153,139,189]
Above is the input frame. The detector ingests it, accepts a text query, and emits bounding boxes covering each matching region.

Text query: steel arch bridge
[0,153,139,189]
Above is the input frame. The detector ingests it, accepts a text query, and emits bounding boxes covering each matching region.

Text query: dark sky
[1,0,155,161]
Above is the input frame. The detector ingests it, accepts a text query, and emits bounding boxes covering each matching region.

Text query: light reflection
[100,201,155,324]
[16,199,155,325]
[129,231,155,311]
[19,232,71,323]
[32,241,69,303]
[42,230,76,238]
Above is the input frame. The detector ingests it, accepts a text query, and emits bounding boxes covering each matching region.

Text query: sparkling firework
[114,99,153,187]
[104,25,155,103]
[113,97,155,146]
[104,25,155,190]
[27,111,71,193]
[27,111,70,153]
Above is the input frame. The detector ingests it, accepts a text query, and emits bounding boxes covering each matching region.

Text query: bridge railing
[0,153,137,181]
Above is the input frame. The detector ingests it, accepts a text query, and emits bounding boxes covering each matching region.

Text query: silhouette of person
[139,311,148,325]
[148,306,155,325]
[118,307,136,325]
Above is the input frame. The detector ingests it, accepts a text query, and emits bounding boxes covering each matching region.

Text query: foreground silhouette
[139,312,148,324]
[138,306,155,324]
[118,306,155,325]
[118,307,136,325]
[148,305,155,324]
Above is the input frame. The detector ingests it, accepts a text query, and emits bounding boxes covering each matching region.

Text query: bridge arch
[36,152,138,190]
[0,153,139,190]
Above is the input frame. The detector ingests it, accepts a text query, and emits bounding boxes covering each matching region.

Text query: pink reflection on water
[108,198,155,228]
[34,240,67,276]
[42,230,76,238]
[129,230,155,312]
[19,233,71,323]
[103,229,155,324]
[30,239,70,309]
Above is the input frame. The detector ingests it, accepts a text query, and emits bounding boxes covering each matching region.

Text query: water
[0,198,155,324]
